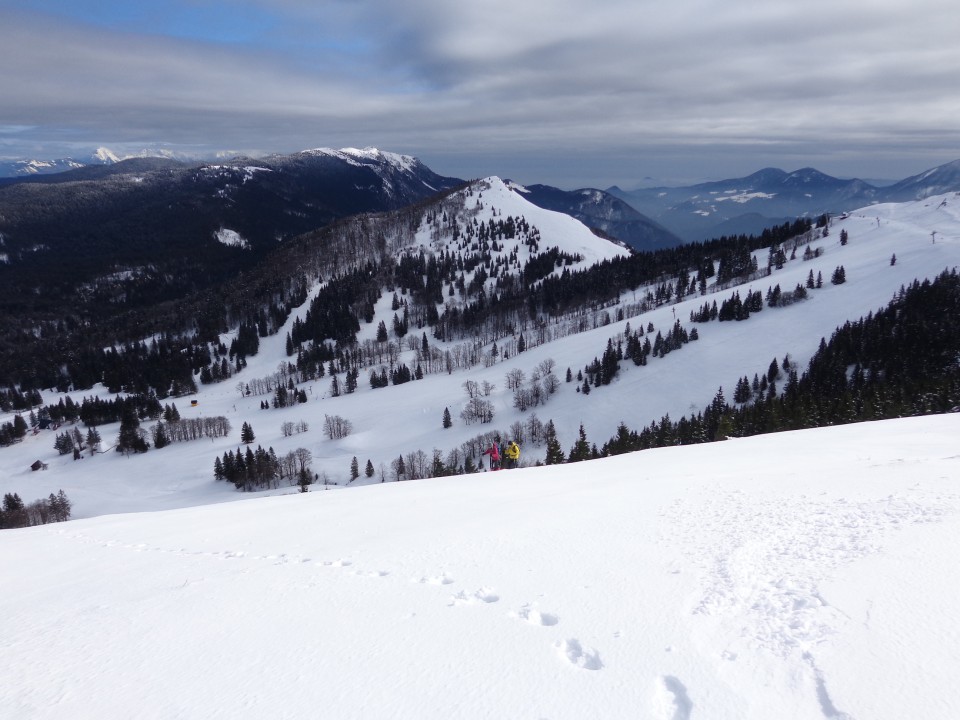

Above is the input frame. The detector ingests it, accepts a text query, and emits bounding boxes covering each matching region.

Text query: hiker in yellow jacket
[503,440,520,469]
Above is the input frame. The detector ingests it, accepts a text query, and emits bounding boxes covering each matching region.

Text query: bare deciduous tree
[505,368,525,390]
[323,414,353,439]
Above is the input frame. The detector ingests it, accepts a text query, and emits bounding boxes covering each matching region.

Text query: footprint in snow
[449,588,500,606]
[414,572,455,585]
[512,604,559,626]
[317,559,352,568]
[554,638,602,670]
[652,675,692,720]
[353,569,391,578]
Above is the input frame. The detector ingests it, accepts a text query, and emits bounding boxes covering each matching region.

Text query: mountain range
[6,147,960,250]
[608,159,960,242]
[0,148,461,316]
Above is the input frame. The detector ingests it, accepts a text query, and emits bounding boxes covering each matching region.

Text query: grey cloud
[1,1,959,187]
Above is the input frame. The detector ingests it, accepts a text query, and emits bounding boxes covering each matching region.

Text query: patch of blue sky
[14,1,282,46]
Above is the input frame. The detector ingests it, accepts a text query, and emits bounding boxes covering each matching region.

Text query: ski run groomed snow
[2,182,960,719]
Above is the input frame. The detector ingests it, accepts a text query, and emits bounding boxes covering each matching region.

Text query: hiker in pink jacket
[482,440,501,471]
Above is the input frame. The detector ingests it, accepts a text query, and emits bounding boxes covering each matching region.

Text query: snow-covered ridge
[713,191,777,204]
[404,176,628,274]
[299,146,419,174]
[11,158,85,175]
[215,228,249,249]
[93,146,120,163]
[199,165,271,184]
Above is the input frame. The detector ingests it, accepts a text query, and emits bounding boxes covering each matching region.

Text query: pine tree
[153,421,170,449]
[365,459,375,478]
[442,407,452,429]
[50,490,71,522]
[240,422,255,444]
[12,414,27,439]
[567,423,591,463]
[890,253,897,266]
[350,456,359,481]
[544,420,564,465]
[53,431,72,455]
[85,426,101,455]
[298,466,311,492]
[117,405,148,455]
[2,492,27,528]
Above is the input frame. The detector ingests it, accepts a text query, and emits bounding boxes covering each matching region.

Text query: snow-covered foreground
[3,413,959,720]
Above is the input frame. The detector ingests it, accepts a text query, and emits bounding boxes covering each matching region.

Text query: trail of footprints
[60,529,695,713]
[407,568,597,670]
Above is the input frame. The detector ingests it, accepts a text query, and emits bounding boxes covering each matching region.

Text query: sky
[1,0,959,189]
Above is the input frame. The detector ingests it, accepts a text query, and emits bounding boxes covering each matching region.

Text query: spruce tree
[365,459,375,478]
[117,405,148,455]
[442,407,452,429]
[567,424,590,463]
[350,456,360,481]
[153,421,170,449]
[86,426,101,454]
[240,422,255,444]
[544,420,564,465]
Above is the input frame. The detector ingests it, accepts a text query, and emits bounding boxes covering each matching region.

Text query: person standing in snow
[504,440,520,469]
[482,440,501,471]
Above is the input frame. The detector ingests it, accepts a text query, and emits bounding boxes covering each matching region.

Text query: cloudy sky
[1,0,958,188]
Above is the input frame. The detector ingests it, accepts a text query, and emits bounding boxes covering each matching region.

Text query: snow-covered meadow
[3,414,959,719]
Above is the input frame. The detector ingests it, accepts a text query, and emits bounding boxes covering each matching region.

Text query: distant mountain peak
[92,147,121,163]
[888,158,960,199]
[298,146,419,173]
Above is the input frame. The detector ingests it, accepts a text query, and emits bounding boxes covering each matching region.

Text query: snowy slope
[2,414,958,719]
[413,176,630,267]
[1,187,960,522]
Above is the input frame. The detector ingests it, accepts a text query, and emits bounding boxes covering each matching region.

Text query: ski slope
[2,414,959,719]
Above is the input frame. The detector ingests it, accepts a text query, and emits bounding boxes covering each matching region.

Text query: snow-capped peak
[92,147,120,163]
[299,147,419,174]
